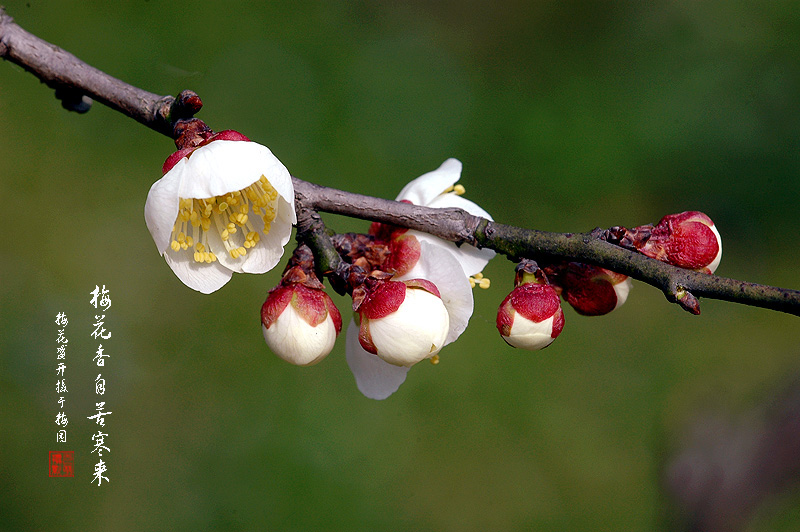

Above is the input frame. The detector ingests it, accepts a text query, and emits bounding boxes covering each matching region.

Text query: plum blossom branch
[3,8,799,316]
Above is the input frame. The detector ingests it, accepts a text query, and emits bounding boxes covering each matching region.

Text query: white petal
[504,314,556,350]
[396,158,462,205]
[144,167,183,253]
[175,141,293,201]
[164,248,233,293]
[613,278,632,310]
[426,192,494,221]
[397,241,474,345]
[262,308,336,367]
[706,224,722,274]
[345,319,409,400]
[410,231,495,278]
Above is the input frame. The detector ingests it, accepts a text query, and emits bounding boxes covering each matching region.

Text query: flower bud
[261,283,342,366]
[497,283,564,350]
[560,263,632,316]
[357,279,450,367]
[640,211,722,273]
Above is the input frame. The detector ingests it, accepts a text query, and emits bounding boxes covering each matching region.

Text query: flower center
[168,175,279,263]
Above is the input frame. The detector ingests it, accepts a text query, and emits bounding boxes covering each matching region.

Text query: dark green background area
[1,1,798,530]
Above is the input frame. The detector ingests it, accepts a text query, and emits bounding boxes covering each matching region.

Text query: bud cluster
[496,211,722,351]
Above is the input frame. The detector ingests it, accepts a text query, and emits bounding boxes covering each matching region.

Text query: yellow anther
[171,178,281,262]
[453,184,466,195]
[473,272,484,280]
[469,278,476,288]
[430,354,440,365]
[479,278,491,289]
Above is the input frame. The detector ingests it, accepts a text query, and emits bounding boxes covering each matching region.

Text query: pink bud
[261,283,342,366]
[560,263,631,316]
[497,283,564,350]
[641,211,722,273]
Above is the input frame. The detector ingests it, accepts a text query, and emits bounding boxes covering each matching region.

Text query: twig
[3,8,798,316]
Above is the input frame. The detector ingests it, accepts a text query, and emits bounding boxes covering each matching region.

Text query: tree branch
[3,8,798,316]
[0,8,199,136]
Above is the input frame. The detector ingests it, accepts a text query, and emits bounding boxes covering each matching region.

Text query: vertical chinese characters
[88,285,111,486]
[54,312,69,444]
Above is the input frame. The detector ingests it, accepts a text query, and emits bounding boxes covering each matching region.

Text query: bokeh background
[2,1,799,530]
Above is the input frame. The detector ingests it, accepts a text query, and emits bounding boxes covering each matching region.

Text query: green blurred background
[2,1,799,530]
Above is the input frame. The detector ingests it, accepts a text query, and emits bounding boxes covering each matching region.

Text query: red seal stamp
[49,451,74,477]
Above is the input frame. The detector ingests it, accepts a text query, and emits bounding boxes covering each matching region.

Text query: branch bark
[3,8,799,316]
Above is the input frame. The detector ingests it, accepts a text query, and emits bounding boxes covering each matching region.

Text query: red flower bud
[560,263,631,316]
[497,283,564,350]
[640,211,722,273]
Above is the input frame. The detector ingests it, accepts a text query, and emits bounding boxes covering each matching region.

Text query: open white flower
[396,158,495,277]
[145,139,296,293]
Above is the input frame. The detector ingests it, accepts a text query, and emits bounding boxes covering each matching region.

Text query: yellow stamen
[469,273,492,289]
[168,176,280,263]
[430,354,440,365]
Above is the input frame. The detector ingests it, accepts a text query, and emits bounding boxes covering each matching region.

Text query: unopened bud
[560,263,632,316]
[357,279,449,367]
[261,283,342,366]
[497,283,564,350]
[641,211,722,273]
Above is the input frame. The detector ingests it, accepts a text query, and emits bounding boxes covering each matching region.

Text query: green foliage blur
[1,1,798,530]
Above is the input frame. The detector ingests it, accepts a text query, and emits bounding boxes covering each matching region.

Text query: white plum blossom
[345,159,496,399]
[145,137,296,293]
[346,241,474,399]
[395,158,495,277]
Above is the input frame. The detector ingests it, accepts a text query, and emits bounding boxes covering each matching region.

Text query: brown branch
[293,179,800,317]
[3,8,799,316]
[0,9,200,136]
